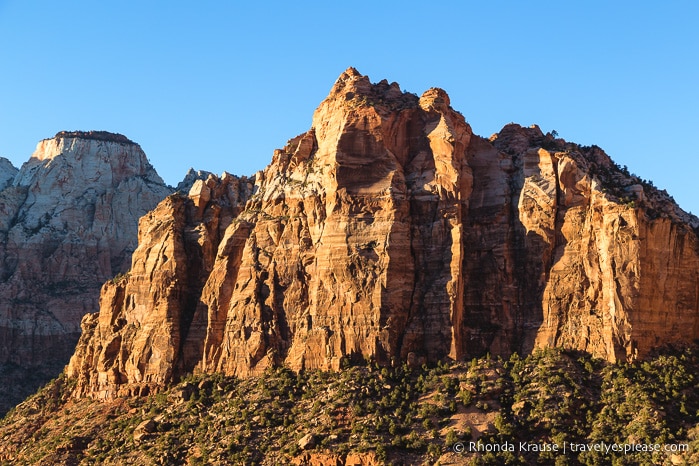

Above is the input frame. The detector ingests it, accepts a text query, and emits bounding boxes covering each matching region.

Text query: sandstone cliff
[67,69,699,399]
[67,172,254,398]
[0,132,172,412]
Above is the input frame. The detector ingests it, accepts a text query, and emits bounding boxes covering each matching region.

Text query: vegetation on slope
[1,347,697,465]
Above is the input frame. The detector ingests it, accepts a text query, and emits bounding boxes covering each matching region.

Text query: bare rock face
[67,173,255,398]
[291,451,379,466]
[0,157,18,190]
[176,167,216,193]
[67,69,699,399]
[0,132,172,412]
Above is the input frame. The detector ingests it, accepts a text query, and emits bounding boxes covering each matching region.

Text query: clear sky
[1,1,697,215]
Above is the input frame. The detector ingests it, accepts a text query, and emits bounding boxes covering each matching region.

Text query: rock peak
[419,87,451,112]
[19,131,164,186]
[341,66,362,78]
[329,67,372,97]
[318,68,419,119]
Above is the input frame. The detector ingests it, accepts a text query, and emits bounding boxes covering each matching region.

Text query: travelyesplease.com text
[452,440,689,455]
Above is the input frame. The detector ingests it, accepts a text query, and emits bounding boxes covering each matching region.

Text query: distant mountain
[60,68,699,402]
[0,132,173,414]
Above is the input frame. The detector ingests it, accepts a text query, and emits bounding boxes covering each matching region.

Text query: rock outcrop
[0,131,172,413]
[67,69,699,400]
[68,173,254,398]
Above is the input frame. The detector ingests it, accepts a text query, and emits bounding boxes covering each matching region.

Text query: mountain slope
[3,347,699,465]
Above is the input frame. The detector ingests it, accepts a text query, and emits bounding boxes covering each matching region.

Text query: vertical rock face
[0,131,172,412]
[482,126,699,362]
[0,157,18,191]
[68,173,255,398]
[67,69,699,399]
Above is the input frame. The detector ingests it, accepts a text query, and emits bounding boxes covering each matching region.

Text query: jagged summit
[341,66,362,77]
[331,66,368,92]
[322,68,419,115]
[176,167,216,192]
[329,68,453,113]
[50,130,136,145]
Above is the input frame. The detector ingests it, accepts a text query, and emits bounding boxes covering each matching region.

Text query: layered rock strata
[68,173,255,397]
[0,132,172,412]
[68,69,699,399]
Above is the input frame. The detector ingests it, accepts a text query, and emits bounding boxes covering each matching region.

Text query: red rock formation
[291,451,379,466]
[67,69,699,399]
[68,173,254,398]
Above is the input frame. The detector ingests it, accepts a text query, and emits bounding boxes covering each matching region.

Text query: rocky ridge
[0,132,173,413]
[67,68,699,400]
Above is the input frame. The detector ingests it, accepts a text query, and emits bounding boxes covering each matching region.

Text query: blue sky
[1,1,697,215]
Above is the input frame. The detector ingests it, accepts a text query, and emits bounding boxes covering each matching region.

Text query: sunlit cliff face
[68,69,699,400]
